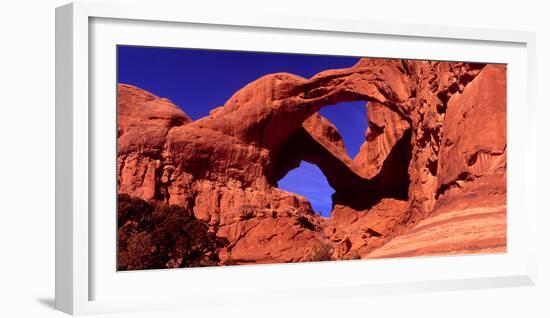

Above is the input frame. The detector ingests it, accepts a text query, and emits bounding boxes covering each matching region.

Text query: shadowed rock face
[117,57,506,268]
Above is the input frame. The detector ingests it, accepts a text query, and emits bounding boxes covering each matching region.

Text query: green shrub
[117,194,229,270]
[306,242,334,262]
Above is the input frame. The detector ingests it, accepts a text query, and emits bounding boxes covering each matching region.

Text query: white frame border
[55,1,537,315]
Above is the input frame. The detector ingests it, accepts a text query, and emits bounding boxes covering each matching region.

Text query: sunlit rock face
[117,58,506,269]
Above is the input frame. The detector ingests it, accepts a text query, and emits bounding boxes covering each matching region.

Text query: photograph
[116,46,507,271]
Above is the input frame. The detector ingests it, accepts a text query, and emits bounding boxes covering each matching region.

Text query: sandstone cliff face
[117,84,192,201]
[367,64,507,258]
[117,58,506,269]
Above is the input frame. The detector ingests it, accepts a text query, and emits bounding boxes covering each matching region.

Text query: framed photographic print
[55,1,537,315]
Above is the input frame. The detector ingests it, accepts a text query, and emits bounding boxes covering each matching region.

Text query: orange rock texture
[117,58,506,269]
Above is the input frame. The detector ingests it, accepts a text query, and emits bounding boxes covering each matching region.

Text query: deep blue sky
[118,46,367,216]
[277,162,334,217]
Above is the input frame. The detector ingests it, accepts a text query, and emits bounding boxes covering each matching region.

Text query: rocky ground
[116,57,506,270]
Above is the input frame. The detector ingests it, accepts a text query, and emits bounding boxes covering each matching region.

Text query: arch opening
[269,96,413,218]
[277,161,335,217]
[318,101,368,160]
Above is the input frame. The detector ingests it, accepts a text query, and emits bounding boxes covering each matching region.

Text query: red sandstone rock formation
[118,84,192,201]
[117,58,506,269]
[367,64,507,258]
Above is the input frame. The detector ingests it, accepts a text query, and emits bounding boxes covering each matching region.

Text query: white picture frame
[55,1,537,315]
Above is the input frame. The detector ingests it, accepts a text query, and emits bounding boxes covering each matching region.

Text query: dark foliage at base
[117,194,229,270]
[305,242,334,262]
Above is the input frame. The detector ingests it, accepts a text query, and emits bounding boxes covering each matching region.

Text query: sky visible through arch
[118,46,368,216]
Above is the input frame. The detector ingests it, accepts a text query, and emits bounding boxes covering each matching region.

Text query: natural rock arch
[117,58,506,265]
[270,109,412,213]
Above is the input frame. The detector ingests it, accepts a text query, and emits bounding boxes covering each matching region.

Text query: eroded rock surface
[117,84,192,201]
[117,58,506,269]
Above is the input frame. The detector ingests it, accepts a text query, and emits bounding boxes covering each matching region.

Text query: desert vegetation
[117,194,229,270]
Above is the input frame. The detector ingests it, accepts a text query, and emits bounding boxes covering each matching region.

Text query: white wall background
[0,0,547,317]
